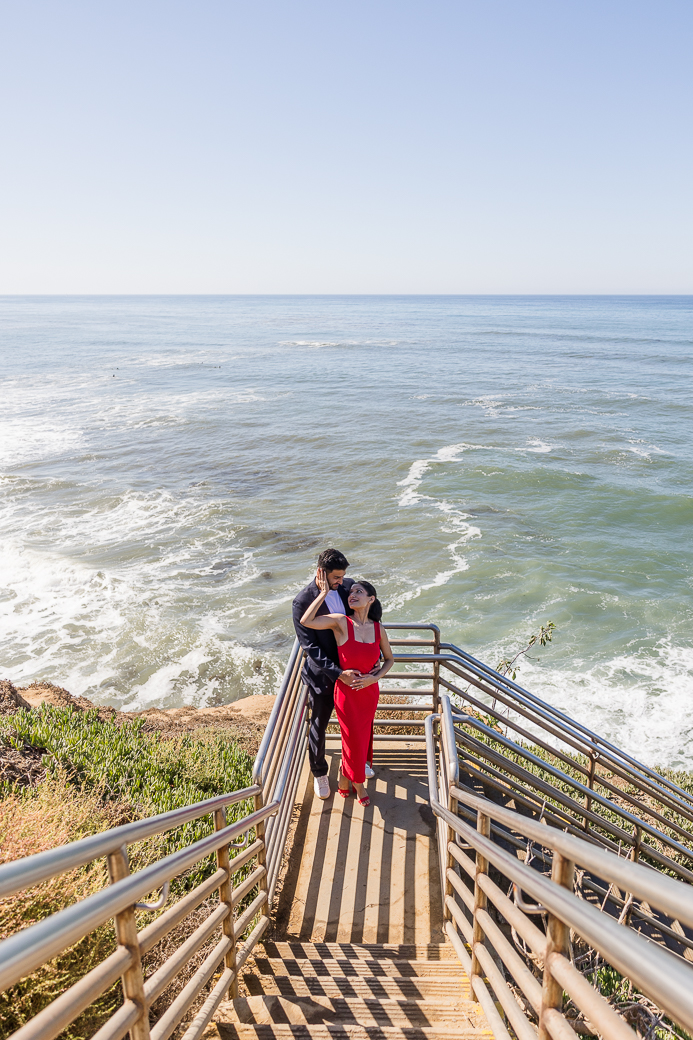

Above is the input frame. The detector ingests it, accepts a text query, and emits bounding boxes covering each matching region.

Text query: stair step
[211,1023,485,1039]
[218,995,479,1027]
[242,977,465,1001]
[263,943,457,963]
[250,957,464,980]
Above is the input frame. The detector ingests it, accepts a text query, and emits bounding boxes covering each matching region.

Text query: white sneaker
[365,763,375,779]
[313,775,331,799]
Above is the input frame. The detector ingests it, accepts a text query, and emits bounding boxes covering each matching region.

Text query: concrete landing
[274,741,444,946]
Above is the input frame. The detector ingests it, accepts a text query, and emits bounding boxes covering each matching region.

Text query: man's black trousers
[307,686,333,777]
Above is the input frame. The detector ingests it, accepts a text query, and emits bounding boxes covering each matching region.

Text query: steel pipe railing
[426,697,693,1040]
[440,640,693,812]
[451,714,693,876]
[5,624,693,1040]
[0,786,261,901]
[384,650,693,889]
[0,635,310,1040]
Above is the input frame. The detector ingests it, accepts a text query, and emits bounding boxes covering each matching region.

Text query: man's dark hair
[317,548,350,572]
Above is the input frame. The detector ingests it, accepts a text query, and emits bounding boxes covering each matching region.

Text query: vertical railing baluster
[538,852,575,1040]
[214,808,239,999]
[435,718,450,914]
[584,752,596,833]
[621,824,642,927]
[445,785,458,924]
[107,844,151,1040]
[442,728,455,917]
[254,792,270,920]
[433,627,441,713]
[470,811,491,990]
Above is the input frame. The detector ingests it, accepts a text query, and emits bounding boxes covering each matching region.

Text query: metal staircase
[209,940,487,1039]
[2,624,693,1040]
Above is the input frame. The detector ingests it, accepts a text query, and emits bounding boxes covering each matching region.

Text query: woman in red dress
[300,570,394,806]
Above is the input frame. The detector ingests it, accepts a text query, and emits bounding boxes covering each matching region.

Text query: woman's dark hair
[355,579,383,622]
[317,547,350,572]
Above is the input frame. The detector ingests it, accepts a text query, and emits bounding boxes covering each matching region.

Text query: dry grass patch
[0,774,133,1039]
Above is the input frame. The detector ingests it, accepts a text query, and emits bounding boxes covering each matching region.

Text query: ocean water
[1,295,692,768]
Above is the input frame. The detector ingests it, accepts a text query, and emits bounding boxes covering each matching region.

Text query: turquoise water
[1,296,691,767]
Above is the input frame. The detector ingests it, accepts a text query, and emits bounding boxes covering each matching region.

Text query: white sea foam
[434,443,481,462]
[524,438,553,453]
[0,483,283,706]
[279,339,398,348]
[396,460,431,505]
[389,444,483,608]
[136,353,231,369]
[0,411,85,468]
[625,441,668,459]
[500,642,693,770]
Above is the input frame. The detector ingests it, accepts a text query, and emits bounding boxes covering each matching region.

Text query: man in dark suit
[292,547,362,799]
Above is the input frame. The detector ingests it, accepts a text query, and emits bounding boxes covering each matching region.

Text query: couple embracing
[292,548,394,807]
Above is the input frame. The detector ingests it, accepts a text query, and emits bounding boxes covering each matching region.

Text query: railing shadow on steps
[426,692,693,1040]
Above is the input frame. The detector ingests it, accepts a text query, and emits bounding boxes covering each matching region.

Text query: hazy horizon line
[1,293,692,300]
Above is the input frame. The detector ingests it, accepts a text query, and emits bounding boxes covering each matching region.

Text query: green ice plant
[0,706,255,891]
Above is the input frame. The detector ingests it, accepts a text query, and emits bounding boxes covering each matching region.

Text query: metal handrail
[0,636,309,1040]
[444,778,693,931]
[426,697,693,1040]
[385,650,693,887]
[440,641,693,808]
[0,803,276,993]
[5,624,693,1040]
[452,710,693,863]
[253,637,303,786]
[0,787,261,901]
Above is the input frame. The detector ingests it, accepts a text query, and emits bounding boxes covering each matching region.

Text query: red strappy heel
[338,768,352,798]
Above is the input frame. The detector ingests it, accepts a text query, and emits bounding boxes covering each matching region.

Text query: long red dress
[334,617,381,784]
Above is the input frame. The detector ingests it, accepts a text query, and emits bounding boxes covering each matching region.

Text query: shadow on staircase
[204,741,491,1039]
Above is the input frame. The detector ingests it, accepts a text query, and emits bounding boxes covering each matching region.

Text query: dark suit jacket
[292,578,354,695]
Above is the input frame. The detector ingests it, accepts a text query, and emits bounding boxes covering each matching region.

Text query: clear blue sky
[1,1,691,293]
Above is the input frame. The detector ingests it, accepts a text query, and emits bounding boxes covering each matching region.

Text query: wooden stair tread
[242,977,466,1000]
[217,994,479,1026]
[251,957,464,979]
[209,748,491,1040]
[263,944,457,962]
[211,1025,485,1039]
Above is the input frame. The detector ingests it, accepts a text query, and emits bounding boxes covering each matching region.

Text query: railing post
[538,852,575,1040]
[433,627,441,712]
[214,808,239,1000]
[107,844,151,1040]
[253,791,270,920]
[470,811,491,989]
[584,752,596,833]
[426,715,447,919]
[620,824,642,927]
[444,786,458,921]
